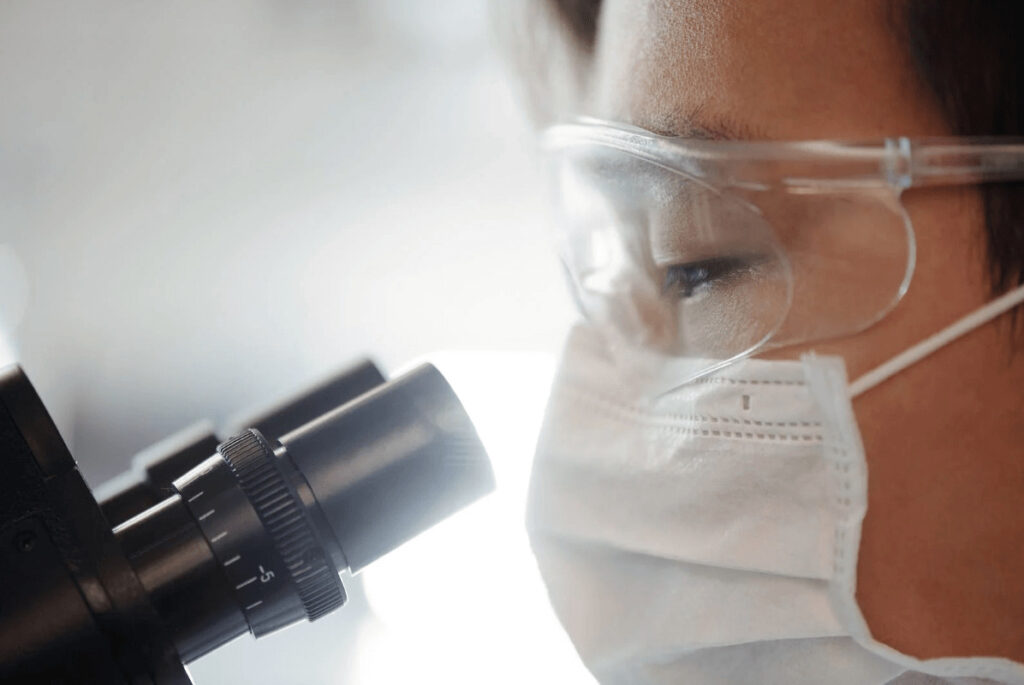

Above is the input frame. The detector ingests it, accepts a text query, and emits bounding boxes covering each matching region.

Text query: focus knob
[217,430,346,629]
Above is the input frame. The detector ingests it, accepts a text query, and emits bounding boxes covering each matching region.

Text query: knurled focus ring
[218,429,344,621]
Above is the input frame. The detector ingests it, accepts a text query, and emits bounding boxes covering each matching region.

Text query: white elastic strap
[849,282,1024,398]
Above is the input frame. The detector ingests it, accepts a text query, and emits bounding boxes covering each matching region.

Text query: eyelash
[661,257,751,299]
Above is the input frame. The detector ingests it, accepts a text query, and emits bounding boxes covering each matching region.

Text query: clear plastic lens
[550,143,913,379]
[760,188,913,348]
[553,147,791,365]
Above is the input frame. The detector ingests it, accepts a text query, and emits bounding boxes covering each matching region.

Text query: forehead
[588,0,946,140]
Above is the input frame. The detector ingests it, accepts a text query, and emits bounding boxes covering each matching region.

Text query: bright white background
[0,1,592,683]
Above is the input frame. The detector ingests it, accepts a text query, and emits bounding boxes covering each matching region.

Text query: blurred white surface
[0,0,573,474]
[0,1,586,683]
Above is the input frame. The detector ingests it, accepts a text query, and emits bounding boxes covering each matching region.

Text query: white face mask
[527,286,1024,685]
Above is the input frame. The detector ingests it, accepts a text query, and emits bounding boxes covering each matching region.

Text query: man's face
[579,0,980,377]
[548,0,1024,663]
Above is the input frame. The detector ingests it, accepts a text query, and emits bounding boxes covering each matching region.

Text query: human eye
[660,256,759,300]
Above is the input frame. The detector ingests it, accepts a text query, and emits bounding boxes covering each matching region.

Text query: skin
[545,0,1024,663]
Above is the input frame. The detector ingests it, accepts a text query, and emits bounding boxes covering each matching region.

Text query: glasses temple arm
[900,138,1024,188]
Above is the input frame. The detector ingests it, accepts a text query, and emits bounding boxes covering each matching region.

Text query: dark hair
[546,0,1024,300]
[547,0,600,53]
[898,1,1024,299]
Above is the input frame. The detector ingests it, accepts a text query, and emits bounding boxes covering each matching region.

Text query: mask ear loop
[849,282,1024,398]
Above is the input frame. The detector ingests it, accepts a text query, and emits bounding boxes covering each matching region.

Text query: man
[511,2,1024,682]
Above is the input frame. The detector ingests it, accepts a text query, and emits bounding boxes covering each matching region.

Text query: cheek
[758,187,988,386]
[805,188,986,378]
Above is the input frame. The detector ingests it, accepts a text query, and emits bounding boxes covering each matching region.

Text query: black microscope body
[0,361,493,683]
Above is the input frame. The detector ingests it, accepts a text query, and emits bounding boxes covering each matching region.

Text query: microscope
[0,359,494,683]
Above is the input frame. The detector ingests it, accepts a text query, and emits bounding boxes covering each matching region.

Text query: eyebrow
[641,106,769,142]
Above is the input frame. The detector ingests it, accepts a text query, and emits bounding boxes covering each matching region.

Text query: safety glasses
[544,118,1024,385]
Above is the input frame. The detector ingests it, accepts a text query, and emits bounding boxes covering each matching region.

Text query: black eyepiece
[96,360,387,526]
[112,363,493,662]
[280,363,495,573]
